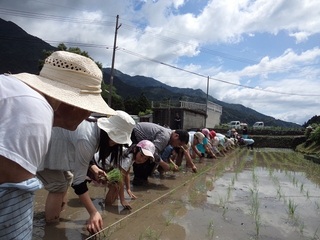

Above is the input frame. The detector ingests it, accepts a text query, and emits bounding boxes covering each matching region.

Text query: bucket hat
[194,132,205,144]
[97,110,136,145]
[137,140,155,159]
[12,51,116,115]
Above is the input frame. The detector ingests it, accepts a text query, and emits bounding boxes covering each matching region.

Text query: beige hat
[97,110,136,145]
[194,132,205,144]
[12,51,116,116]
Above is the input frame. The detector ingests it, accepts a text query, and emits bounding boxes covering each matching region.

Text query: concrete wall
[206,101,222,128]
[152,100,222,130]
[183,111,205,130]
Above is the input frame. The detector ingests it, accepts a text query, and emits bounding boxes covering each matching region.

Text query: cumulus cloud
[1,0,320,124]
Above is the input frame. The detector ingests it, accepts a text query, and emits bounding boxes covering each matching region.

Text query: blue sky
[1,0,319,125]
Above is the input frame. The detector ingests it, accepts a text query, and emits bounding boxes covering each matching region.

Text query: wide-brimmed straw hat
[12,51,116,115]
[97,110,136,145]
[137,140,155,159]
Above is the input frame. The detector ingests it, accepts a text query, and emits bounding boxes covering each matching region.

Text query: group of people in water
[38,113,255,234]
[0,50,255,239]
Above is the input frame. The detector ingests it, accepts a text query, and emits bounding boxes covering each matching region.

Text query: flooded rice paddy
[33,148,320,240]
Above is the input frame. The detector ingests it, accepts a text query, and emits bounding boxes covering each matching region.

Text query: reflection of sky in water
[206,163,320,238]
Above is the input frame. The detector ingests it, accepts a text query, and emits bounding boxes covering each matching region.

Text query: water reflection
[33,148,320,240]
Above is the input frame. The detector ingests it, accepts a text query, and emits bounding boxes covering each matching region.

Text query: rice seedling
[164,209,176,226]
[287,199,298,218]
[300,183,304,193]
[254,213,261,237]
[139,226,161,240]
[99,168,123,183]
[252,169,259,188]
[226,184,232,201]
[231,176,235,186]
[249,188,260,217]
[315,201,320,210]
[298,220,305,235]
[206,220,215,238]
[222,203,228,218]
[276,185,283,200]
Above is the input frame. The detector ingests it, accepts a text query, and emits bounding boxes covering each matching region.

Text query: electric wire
[117,48,320,97]
[1,7,319,97]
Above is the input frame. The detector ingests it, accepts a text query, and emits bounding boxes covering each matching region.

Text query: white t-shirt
[0,75,53,175]
[41,120,100,185]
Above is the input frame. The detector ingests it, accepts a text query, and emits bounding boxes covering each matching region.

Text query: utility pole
[205,76,209,128]
[108,15,121,106]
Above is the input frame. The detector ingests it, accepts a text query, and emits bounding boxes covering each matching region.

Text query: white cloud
[1,0,320,124]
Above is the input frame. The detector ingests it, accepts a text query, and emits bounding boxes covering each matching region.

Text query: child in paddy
[97,140,156,205]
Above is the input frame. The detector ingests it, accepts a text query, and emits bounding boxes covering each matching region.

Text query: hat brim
[141,148,154,159]
[12,73,116,116]
[97,117,133,145]
[108,131,132,145]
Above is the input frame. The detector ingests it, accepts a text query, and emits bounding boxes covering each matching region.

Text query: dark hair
[123,144,138,159]
[97,130,124,170]
[175,129,189,144]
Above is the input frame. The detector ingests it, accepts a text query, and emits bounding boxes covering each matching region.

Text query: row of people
[0,49,254,239]
[38,113,197,234]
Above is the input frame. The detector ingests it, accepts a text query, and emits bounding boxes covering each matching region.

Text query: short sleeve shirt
[132,122,172,159]
[0,75,53,174]
[41,120,100,185]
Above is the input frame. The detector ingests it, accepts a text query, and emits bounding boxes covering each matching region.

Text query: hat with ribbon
[12,51,116,115]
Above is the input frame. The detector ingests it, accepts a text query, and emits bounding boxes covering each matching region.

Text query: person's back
[131,122,189,185]
[0,74,53,239]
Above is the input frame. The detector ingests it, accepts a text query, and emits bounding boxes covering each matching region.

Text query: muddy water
[32,148,320,240]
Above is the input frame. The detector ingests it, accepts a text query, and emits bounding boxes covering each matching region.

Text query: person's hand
[120,199,132,210]
[172,164,179,172]
[127,189,137,199]
[86,211,103,235]
[90,165,107,184]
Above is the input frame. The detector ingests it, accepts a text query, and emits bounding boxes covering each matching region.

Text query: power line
[1,8,319,97]
[0,8,115,26]
[117,47,320,97]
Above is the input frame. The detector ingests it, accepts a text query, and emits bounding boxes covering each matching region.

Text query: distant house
[152,100,222,130]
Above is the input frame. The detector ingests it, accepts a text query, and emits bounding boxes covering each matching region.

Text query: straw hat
[137,140,155,159]
[12,51,116,115]
[97,110,136,145]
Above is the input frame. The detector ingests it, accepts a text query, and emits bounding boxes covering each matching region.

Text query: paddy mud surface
[33,148,320,240]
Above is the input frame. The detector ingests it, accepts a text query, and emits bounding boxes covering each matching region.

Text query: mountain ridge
[103,68,300,127]
[0,17,301,128]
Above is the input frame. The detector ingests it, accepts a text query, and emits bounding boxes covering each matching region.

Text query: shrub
[310,126,320,144]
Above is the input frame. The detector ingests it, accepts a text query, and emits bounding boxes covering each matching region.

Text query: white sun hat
[97,110,136,145]
[12,51,116,116]
[137,140,155,159]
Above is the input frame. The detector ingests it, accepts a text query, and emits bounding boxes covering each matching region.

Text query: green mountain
[103,68,301,128]
[0,18,301,128]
